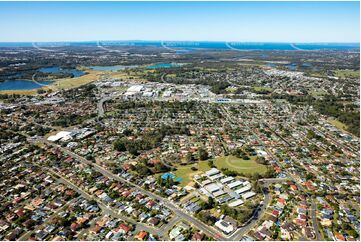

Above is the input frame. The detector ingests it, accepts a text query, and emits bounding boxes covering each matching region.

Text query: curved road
[220,106,323,240]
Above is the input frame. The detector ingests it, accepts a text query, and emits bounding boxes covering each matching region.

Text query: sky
[0,1,359,43]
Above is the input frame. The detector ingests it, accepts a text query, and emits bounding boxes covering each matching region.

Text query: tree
[113,138,127,151]
[207,197,216,208]
[208,159,215,168]
[137,165,151,176]
[198,148,209,160]
[122,129,132,136]
[185,153,194,163]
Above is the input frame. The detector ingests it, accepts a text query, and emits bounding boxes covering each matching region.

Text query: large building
[125,85,144,95]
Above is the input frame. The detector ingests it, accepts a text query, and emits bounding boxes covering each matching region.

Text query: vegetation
[220,200,258,224]
[113,124,190,156]
[334,69,360,79]
[271,93,360,136]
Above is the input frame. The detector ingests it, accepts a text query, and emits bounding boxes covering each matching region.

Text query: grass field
[328,119,348,132]
[309,88,328,97]
[214,155,267,175]
[174,160,211,187]
[334,69,360,79]
[174,155,267,186]
[253,86,273,92]
[48,69,101,90]
[0,89,38,95]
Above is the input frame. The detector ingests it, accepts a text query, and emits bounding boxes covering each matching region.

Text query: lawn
[328,119,348,132]
[309,88,328,97]
[49,69,101,90]
[253,86,273,92]
[0,89,38,95]
[214,155,267,175]
[334,69,360,79]
[174,160,211,187]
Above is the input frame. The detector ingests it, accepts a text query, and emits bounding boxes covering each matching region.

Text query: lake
[239,54,269,59]
[147,63,182,69]
[285,63,297,71]
[0,66,84,91]
[0,79,53,91]
[87,65,137,72]
[38,66,85,77]
[266,63,277,68]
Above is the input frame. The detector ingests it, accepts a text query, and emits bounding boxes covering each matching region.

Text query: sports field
[214,155,267,175]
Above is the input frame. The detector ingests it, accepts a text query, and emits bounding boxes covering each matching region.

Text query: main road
[97,96,114,118]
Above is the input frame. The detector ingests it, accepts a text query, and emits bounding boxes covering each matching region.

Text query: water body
[38,66,85,77]
[87,65,137,72]
[239,54,269,59]
[266,63,277,68]
[147,63,182,69]
[0,79,52,91]
[0,66,84,91]
[285,63,297,71]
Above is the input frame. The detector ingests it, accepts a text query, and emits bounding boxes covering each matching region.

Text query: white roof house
[204,183,221,193]
[215,220,234,234]
[213,190,226,197]
[256,150,268,157]
[220,176,235,184]
[242,191,256,200]
[201,179,212,186]
[228,199,244,207]
[228,180,243,189]
[200,188,212,197]
[235,185,252,195]
[205,168,220,177]
[209,173,225,181]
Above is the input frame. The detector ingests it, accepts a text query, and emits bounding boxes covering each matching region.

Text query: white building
[228,180,243,190]
[242,191,256,200]
[125,85,144,95]
[215,220,234,235]
[228,199,244,207]
[235,185,252,195]
[220,177,235,184]
[209,173,224,181]
[205,168,220,177]
[213,190,226,197]
[47,131,72,142]
[204,183,221,194]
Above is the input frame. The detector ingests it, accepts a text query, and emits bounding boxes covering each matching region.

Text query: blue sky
[0,1,359,42]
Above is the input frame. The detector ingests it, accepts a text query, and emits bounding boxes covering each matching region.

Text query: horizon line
[0,40,359,44]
